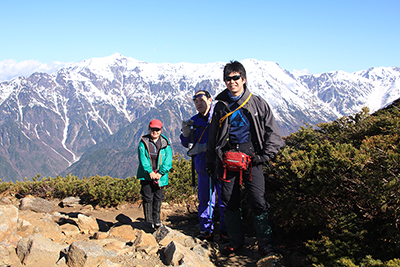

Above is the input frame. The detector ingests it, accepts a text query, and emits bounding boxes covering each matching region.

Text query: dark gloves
[206,162,215,176]
[187,143,207,157]
[252,155,270,166]
[181,119,194,137]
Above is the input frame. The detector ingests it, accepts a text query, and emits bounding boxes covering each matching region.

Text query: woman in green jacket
[137,119,173,229]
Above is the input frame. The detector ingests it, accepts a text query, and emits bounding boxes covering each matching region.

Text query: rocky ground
[53,201,310,267]
[1,195,311,267]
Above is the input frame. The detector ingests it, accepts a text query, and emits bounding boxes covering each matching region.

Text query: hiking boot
[152,200,162,227]
[221,243,243,256]
[143,202,153,224]
[197,231,214,242]
[258,244,274,256]
[219,231,230,243]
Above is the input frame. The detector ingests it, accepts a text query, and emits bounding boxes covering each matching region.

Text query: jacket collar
[216,87,251,107]
[142,134,169,148]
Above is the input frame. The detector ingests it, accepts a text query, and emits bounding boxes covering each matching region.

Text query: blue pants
[197,173,227,234]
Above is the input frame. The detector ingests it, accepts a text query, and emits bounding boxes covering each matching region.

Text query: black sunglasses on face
[150,128,161,132]
[193,93,207,101]
[224,75,241,82]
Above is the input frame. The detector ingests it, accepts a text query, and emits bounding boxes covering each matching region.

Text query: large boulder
[74,214,99,234]
[60,224,81,237]
[19,196,54,213]
[66,241,109,267]
[154,225,198,248]
[132,229,158,255]
[16,233,67,266]
[163,240,214,267]
[18,210,65,242]
[96,239,133,256]
[0,242,20,267]
[61,196,82,208]
[109,225,139,241]
[0,205,20,245]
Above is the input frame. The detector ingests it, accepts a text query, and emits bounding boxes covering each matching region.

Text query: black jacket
[206,87,282,165]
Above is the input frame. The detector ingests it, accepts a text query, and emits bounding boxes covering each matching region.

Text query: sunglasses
[192,93,207,101]
[150,128,161,132]
[224,75,241,82]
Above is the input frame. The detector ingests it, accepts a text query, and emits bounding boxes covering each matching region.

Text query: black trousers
[140,180,164,203]
[220,164,268,215]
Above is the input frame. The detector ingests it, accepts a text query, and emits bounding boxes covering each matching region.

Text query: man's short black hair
[223,60,247,82]
[195,90,211,99]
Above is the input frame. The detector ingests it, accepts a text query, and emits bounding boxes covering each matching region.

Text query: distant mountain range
[0,53,399,182]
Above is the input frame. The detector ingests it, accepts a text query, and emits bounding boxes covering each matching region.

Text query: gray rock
[163,240,214,267]
[98,259,121,267]
[0,242,15,267]
[75,214,99,234]
[0,205,19,245]
[163,241,184,266]
[154,225,198,248]
[17,233,66,266]
[19,197,54,213]
[66,241,106,267]
[18,211,65,242]
[256,252,285,267]
[0,197,12,205]
[62,197,81,208]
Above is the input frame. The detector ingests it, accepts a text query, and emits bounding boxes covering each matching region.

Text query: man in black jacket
[206,60,282,255]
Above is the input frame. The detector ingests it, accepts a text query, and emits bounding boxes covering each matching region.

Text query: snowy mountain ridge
[0,53,399,181]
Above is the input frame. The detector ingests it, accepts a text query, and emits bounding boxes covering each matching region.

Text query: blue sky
[0,0,399,81]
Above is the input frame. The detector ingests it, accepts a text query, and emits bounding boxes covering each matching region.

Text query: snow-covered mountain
[0,53,399,181]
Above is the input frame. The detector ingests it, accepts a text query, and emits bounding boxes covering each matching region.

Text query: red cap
[149,119,163,128]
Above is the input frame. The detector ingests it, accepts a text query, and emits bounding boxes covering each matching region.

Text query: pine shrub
[0,155,194,206]
[164,154,197,203]
[269,99,400,265]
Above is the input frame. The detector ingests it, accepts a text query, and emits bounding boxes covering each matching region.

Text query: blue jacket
[137,134,172,187]
[180,105,214,176]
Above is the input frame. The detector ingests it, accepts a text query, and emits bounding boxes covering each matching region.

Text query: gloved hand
[252,155,270,165]
[206,162,215,176]
[187,143,207,157]
[181,119,194,137]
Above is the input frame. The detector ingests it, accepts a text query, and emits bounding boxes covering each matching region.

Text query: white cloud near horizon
[0,59,72,82]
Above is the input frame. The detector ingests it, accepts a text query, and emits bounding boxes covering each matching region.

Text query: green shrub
[164,154,197,203]
[269,100,400,265]
[85,175,141,206]
[0,155,194,207]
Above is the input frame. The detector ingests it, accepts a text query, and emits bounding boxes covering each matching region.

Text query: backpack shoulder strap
[219,93,252,128]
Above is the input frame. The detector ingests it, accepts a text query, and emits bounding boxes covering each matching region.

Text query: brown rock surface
[0,196,309,267]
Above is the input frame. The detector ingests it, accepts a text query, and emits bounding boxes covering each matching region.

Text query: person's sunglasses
[150,128,161,132]
[224,75,241,82]
[192,93,207,101]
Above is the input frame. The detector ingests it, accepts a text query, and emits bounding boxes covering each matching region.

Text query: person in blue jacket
[180,90,228,242]
[137,119,173,229]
